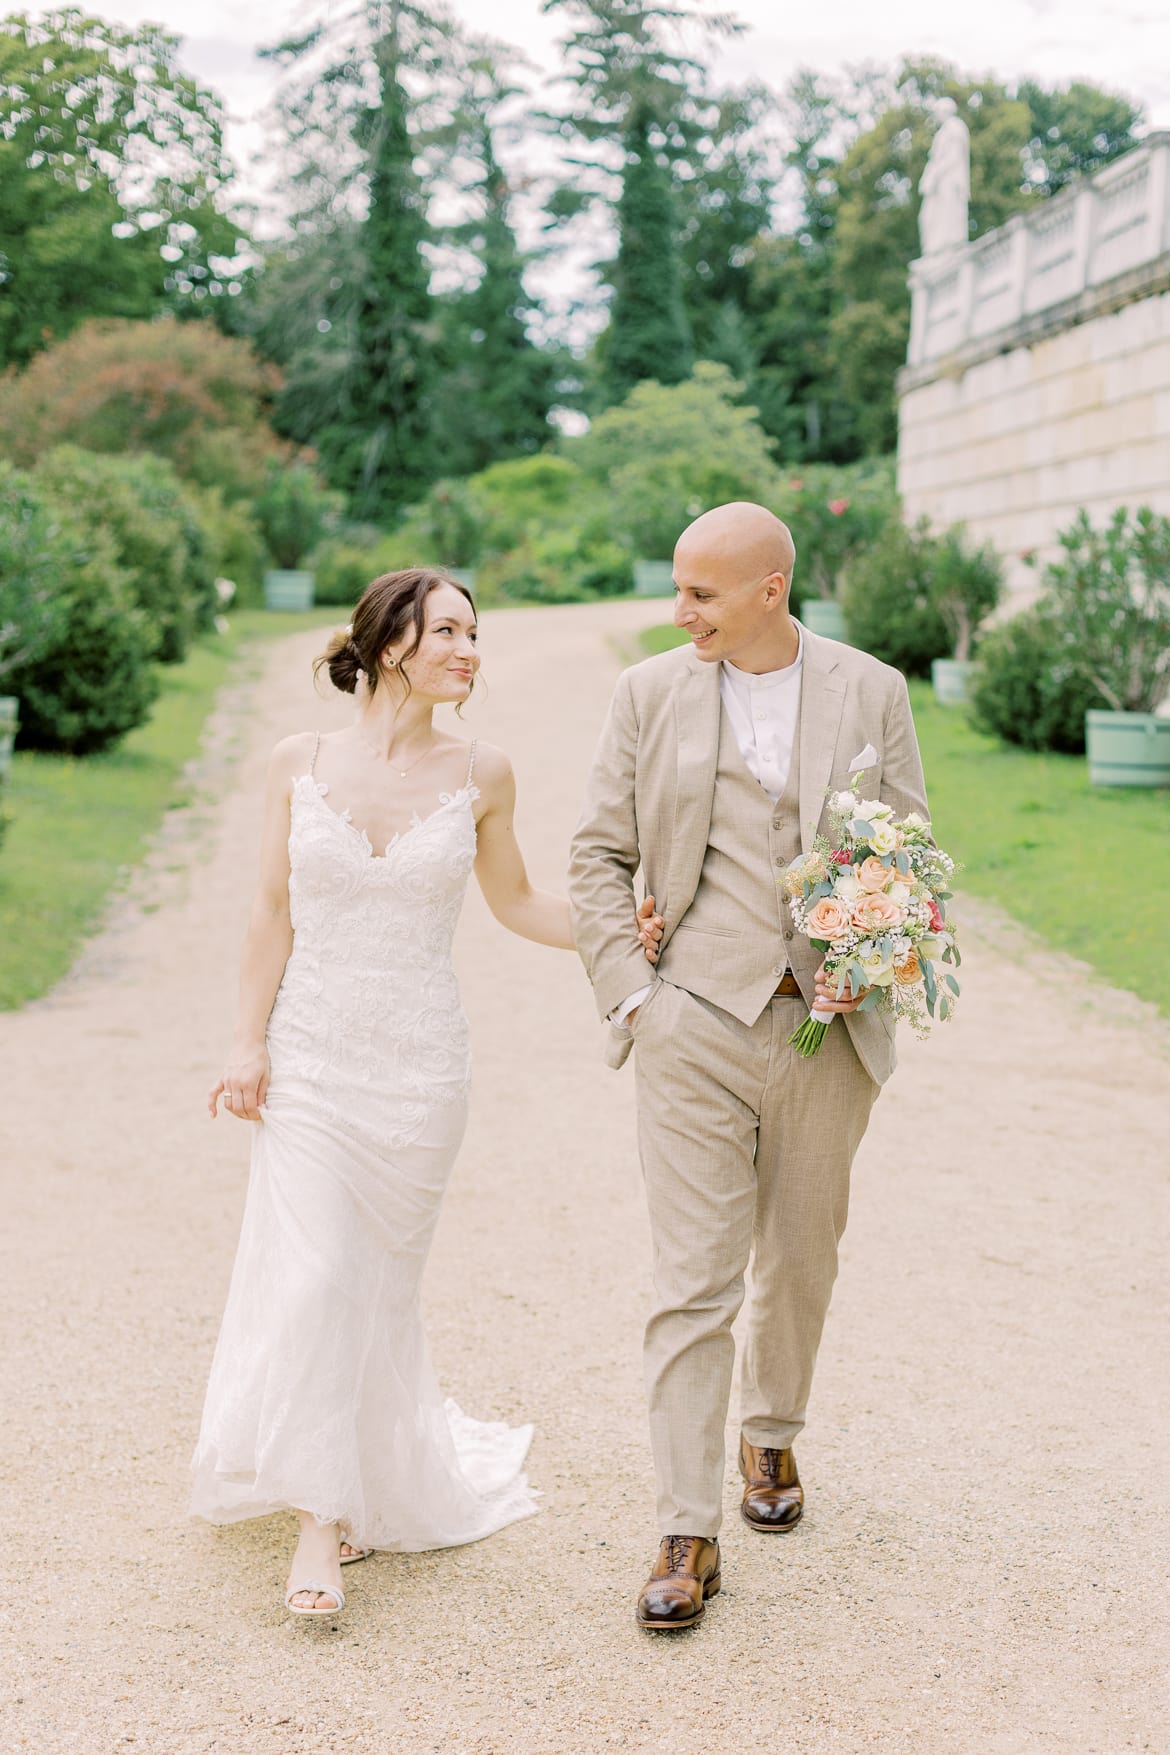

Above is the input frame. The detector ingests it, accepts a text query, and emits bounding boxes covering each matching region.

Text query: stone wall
[897,133,1170,597]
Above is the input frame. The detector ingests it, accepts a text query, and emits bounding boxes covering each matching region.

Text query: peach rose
[805,897,854,941]
[893,950,923,986]
[857,855,893,893]
[852,893,905,934]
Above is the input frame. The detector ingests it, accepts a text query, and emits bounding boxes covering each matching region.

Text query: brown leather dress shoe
[739,1436,804,1533]
[635,1535,721,1630]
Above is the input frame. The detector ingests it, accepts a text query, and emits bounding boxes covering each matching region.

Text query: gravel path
[2,598,1167,1755]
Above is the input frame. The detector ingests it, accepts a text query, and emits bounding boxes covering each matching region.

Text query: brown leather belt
[773,972,802,997]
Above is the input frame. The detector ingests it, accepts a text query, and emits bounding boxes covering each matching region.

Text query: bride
[191,567,657,1618]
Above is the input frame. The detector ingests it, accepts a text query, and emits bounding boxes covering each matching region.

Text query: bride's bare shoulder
[267,731,320,785]
[464,739,513,793]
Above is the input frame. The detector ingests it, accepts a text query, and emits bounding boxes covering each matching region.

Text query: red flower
[928,900,944,932]
[828,498,850,516]
[831,849,851,865]
[789,477,805,490]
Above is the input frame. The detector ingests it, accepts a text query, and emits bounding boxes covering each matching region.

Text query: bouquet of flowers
[781,751,960,1057]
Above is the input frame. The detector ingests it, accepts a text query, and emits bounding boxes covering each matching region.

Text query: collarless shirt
[718,624,804,803]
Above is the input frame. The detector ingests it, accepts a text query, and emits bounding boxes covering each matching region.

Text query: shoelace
[756,1447,784,1481]
[663,1535,694,1573]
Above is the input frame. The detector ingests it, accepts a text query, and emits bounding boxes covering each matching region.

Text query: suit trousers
[631,978,878,1538]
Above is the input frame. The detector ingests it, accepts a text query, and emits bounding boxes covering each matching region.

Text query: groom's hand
[814,960,870,1014]
[636,894,664,964]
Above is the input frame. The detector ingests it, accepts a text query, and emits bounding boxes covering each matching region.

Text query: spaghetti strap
[309,731,321,777]
[465,739,478,788]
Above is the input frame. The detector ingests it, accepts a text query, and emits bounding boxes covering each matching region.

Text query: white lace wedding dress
[190,737,536,1550]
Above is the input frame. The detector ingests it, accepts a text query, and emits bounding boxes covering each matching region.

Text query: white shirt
[614,629,805,1025]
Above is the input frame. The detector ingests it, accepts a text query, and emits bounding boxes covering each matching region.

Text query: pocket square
[848,743,879,770]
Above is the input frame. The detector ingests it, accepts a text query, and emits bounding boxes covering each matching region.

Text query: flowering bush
[774,460,898,607]
[1037,506,1170,714]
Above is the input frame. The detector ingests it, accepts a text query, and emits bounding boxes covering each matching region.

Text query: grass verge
[0,608,339,1009]
[634,625,1170,1016]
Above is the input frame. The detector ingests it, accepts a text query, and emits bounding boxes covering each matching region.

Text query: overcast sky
[22,0,1170,323]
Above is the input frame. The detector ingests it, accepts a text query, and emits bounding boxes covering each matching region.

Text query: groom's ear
[763,571,788,607]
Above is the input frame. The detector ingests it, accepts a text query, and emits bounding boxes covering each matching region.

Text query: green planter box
[0,695,18,787]
[1085,710,1170,787]
[263,568,315,611]
[633,560,676,598]
[931,657,972,705]
[801,600,848,642]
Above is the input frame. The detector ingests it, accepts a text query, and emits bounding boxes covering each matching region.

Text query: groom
[569,501,930,1629]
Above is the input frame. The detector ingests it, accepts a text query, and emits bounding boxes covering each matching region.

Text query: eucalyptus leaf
[856,987,882,1012]
[944,973,960,995]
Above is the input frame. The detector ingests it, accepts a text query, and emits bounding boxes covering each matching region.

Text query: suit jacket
[568,623,931,1085]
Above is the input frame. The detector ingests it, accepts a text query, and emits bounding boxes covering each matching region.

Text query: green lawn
[635,625,1170,1015]
[0,608,339,1009]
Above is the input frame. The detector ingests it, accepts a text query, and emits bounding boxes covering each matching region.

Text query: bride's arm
[207,739,304,1120]
[471,746,575,949]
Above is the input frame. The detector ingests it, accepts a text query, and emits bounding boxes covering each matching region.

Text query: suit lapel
[666,655,722,930]
[796,624,848,852]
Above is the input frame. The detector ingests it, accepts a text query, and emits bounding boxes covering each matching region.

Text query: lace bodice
[265,744,480,1109]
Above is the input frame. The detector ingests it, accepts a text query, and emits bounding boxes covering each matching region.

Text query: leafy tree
[0,9,251,368]
[0,319,287,496]
[1019,80,1144,199]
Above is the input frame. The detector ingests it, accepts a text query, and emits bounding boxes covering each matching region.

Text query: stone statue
[918,98,970,256]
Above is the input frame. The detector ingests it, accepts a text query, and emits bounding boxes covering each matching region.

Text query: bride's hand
[208,1045,270,1121]
[637,894,664,964]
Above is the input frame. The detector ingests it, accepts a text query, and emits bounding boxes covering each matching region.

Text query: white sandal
[284,1580,346,1618]
[339,1535,373,1566]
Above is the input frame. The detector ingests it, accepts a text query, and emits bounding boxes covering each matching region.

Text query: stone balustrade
[907,132,1170,371]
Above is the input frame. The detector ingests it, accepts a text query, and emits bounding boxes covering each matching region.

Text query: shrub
[254,462,344,570]
[970,605,1099,754]
[0,477,158,753]
[477,530,633,604]
[1038,506,1170,712]
[928,526,1004,661]
[0,465,69,686]
[193,488,269,608]
[309,535,419,607]
[841,519,951,676]
[775,460,899,608]
[466,455,586,553]
[0,318,288,497]
[571,363,783,559]
[32,448,217,662]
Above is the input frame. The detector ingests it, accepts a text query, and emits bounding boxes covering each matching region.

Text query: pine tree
[604,108,692,400]
[431,54,556,473]
[325,30,438,518]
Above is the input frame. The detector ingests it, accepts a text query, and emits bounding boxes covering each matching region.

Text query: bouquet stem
[788,1008,837,1058]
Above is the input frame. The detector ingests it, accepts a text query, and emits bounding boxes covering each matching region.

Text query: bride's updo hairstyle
[315,568,477,701]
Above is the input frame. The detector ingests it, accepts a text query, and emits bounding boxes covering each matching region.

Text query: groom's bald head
[672,502,799,670]
[675,502,796,590]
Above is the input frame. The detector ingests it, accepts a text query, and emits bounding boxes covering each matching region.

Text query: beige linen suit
[569,624,930,1536]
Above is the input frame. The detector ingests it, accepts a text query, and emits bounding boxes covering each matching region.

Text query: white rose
[868,821,898,855]
[916,935,944,961]
[830,790,859,815]
[857,798,893,821]
[887,880,911,906]
[902,811,929,829]
[860,948,896,987]
[833,871,862,902]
